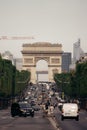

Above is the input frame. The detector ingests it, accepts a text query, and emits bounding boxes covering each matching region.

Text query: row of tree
[54,61,87,99]
[0,56,31,98]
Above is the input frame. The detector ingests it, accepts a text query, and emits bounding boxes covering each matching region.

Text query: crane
[0,35,35,40]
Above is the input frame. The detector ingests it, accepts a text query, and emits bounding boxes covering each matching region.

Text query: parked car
[11,102,34,117]
[61,103,79,121]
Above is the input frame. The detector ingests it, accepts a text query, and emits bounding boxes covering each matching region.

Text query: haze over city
[0,0,87,58]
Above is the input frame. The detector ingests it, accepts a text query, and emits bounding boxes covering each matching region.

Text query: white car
[61,103,79,121]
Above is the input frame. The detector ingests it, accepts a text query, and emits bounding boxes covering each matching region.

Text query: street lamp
[54,76,69,99]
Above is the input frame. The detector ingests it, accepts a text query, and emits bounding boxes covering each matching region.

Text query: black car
[11,102,34,117]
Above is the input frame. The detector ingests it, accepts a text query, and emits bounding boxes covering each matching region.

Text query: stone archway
[21,42,62,83]
[36,59,48,82]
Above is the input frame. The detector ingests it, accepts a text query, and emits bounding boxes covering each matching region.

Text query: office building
[62,52,71,72]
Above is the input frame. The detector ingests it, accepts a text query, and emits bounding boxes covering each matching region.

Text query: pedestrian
[48,104,54,116]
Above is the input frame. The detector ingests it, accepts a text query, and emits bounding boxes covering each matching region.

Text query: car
[30,100,36,106]
[58,99,65,111]
[61,103,79,121]
[11,102,34,117]
[32,104,40,111]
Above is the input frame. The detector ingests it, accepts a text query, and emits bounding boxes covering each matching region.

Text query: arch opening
[36,60,48,82]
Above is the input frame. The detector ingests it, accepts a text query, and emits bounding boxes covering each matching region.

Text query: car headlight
[21,109,26,112]
[31,109,34,112]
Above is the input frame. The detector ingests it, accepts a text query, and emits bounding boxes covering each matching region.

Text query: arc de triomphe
[21,42,62,83]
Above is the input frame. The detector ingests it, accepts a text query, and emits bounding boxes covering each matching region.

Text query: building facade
[1,51,22,71]
[14,58,22,71]
[62,52,71,72]
[21,42,63,83]
[73,39,85,63]
[1,51,14,65]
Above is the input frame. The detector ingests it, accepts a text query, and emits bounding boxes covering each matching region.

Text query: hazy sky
[0,0,87,58]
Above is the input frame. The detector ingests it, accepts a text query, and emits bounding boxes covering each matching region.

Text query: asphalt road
[54,107,87,130]
[0,108,57,130]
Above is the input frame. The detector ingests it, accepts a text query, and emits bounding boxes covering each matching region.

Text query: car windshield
[19,102,31,108]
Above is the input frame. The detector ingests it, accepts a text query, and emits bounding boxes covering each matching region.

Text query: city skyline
[0,0,87,58]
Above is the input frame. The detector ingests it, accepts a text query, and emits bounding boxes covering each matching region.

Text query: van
[61,103,79,121]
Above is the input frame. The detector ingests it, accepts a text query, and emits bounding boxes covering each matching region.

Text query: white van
[61,103,79,121]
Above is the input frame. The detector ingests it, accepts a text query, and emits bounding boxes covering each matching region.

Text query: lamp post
[12,66,16,102]
[54,76,69,99]
[0,71,4,91]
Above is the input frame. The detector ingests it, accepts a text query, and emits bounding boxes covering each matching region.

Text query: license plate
[65,113,70,115]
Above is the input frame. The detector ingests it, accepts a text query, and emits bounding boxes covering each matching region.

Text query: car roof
[63,103,78,108]
[11,102,19,107]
